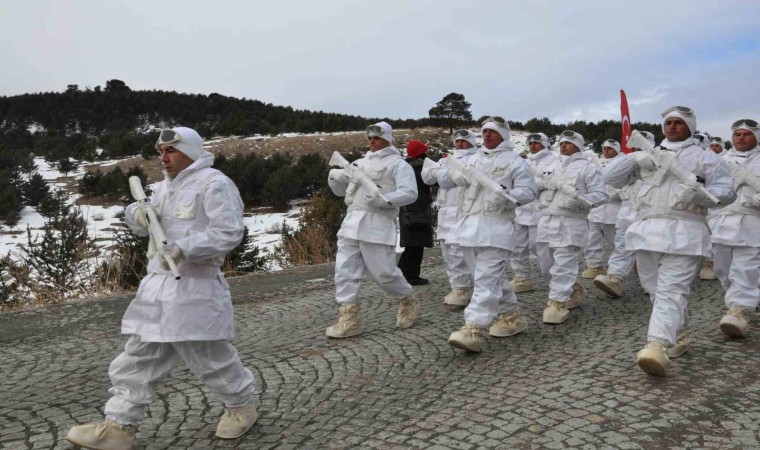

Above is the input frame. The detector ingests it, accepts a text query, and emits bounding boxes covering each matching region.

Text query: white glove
[672,181,702,205]
[628,130,653,151]
[448,169,470,187]
[159,244,183,271]
[731,165,750,186]
[364,194,392,209]
[329,168,350,184]
[535,177,547,192]
[132,207,149,228]
[558,195,590,211]
[544,176,563,191]
[630,152,658,172]
[487,190,515,208]
[608,188,622,202]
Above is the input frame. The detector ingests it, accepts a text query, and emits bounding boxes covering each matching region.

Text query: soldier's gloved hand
[329,168,350,184]
[364,194,392,208]
[159,244,183,270]
[630,152,658,172]
[544,176,563,191]
[447,169,470,187]
[731,165,749,186]
[672,181,702,205]
[132,207,149,228]
[608,188,622,202]
[558,195,590,211]
[627,130,652,151]
[486,190,515,208]
[534,177,547,192]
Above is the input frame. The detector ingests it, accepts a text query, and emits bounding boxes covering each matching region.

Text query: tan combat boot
[396,293,420,329]
[326,304,362,338]
[581,266,606,279]
[566,282,587,309]
[720,306,750,338]
[65,419,136,450]
[489,309,528,337]
[510,277,534,293]
[543,300,570,324]
[444,287,472,306]
[593,274,624,298]
[667,331,690,358]
[448,323,484,352]
[699,261,717,280]
[216,403,259,439]
[637,341,670,376]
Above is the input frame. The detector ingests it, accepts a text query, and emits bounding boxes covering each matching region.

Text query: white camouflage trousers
[548,245,582,302]
[713,244,760,311]
[334,237,413,304]
[607,225,636,277]
[510,223,552,279]
[461,246,518,328]
[105,335,255,425]
[584,222,616,268]
[440,239,472,289]
[636,250,700,346]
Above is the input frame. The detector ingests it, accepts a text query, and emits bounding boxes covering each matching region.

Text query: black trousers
[398,247,424,280]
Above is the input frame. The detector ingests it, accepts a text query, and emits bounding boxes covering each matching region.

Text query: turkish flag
[620,90,633,153]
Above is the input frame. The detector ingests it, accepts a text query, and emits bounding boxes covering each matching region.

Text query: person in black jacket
[398,140,434,285]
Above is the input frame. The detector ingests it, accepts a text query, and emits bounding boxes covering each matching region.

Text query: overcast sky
[1,0,758,138]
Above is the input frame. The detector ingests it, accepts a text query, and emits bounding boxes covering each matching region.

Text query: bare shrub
[273,190,346,268]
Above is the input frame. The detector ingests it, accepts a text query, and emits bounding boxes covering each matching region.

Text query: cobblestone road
[1,248,759,449]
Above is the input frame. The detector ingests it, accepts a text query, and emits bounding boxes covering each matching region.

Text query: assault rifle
[128,176,181,280]
[445,151,521,206]
[329,152,391,206]
[628,130,721,205]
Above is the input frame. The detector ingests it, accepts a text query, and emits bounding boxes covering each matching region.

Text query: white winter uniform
[536,152,608,302]
[511,149,561,278]
[604,138,736,346]
[708,146,760,311]
[606,154,641,277]
[107,152,255,425]
[439,141,536,327]
[328,146,417,303]
[585,153,623,268]
[421,148,477,289]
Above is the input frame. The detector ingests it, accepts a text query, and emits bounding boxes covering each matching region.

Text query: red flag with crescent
[620,90,633,153]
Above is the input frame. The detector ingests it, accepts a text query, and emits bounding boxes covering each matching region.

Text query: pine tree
[20,203,96,301]
[428,93,473,134]
[57,158,77,178]
[21,173,50,207]
[224,226,267,274]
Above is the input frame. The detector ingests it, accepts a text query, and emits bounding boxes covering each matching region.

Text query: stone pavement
[1,248,759,450]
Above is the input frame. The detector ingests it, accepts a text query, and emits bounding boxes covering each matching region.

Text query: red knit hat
[406,140,428,158]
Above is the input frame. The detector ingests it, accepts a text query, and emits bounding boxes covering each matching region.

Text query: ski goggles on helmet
[155,128,185,150]
[527,133,545,143]
[602,139,618,148]
[452,129,474,140]
[641,131,654,139]
[365,125,385,138]
[731,119,759,131]
[661,105,694,117]
[709,137,723,144]
[481,116,507,126]
[560,130,580,139]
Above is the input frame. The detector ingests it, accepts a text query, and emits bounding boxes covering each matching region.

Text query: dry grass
[275,225,337,268]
